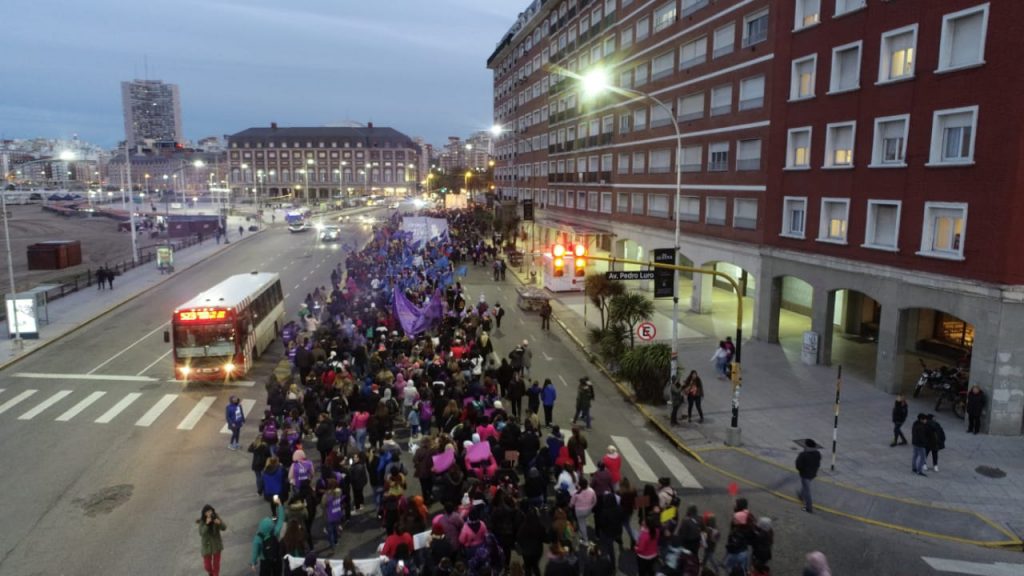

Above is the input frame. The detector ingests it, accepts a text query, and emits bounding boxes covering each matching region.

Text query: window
[920,202,967,258]
[621,28,634,49]
[601,153,613,173]
[632,151,646,174]
[680,145,702,172]
[619,113,631,133]
[819,198,850,243]
[654,1,677,33]
[743,9,769,47]
[637,17,650,41]
[733,199,758,230]
[631,192,644,215]
[829,41,862,93]
[588,191,600,211]
[736,139,762,171]
[578,191,587,209]
[617,153,630,174]
[650,104,672,128]
[791,55,817,100]
[786,127,812,169]
[619,69,634,89]
[604,36,617,57]
[706,197,726,226]
[680,37,707,69]
[864,200,901,250]
[929,106,978,165]
[708,142,729,171]
[710,84,732,116]
[679,196,701,222]
[602,115,614,134]
[871,114,909,167]
[824,122,856,168]
[617,192,629,213]
[635,62,649,85]
[738,75,764,110]
[835,0,866,16]
[782,197,807,238]
[795,0,821,30]
[649,149,672,173]
[682,0,709,17]
[652,51,675,80]
[678,92,704,121]
[648,194,670,218]
[879,25,917,82]
[713,23,735,59]
[633,108,648,130]
[938,4,989,72]
[601,192,613,213]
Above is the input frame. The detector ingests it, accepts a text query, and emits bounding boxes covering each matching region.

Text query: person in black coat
[891,393,909,446]
[966,385,986,434]
[594,492,624,568]
[925,414,946,472]
[911,413,929,475]
[795,439,821,513]
[517,508,548,576]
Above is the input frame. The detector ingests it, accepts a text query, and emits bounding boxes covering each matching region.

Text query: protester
[891,393,909,446]
[197,504,226,576]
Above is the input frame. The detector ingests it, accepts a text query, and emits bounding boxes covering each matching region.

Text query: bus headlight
[224,363,235,373]
[179,366,190,376]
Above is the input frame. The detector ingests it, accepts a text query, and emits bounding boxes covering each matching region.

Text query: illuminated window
[819,198,850,243]
[879,25,917,82]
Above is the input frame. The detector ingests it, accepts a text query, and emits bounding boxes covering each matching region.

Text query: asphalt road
[0,206,1021,576]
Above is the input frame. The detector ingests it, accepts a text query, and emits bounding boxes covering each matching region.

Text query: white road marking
[14,373,158,382]
[221,399,256,434]
[18,390,72,420]
[282,264,289,270]
[583,449,597,475]
[135,394,178,427]
[56,391,106,421]
[87,322,169,374]
[518,316,525,325]
[557,375,568,387]
[922,557,1024,576]
[165,379,255,387]
[137,350,172,376]
[177,396,217,430]
[542,351,553,361]
[284,293,290,299]
[94,393,142,423]
[647,441,703,489]
[294,284,300,290]
[0,390,38,414]
[611,436,659,484]
[302,276,308,282]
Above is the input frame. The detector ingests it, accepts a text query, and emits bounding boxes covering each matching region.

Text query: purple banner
[392,289,445,336]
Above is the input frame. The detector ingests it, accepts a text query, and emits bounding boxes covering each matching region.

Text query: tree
[609,292,655,348]
[588,323,629,370]
[584,274,626,330]
[619,343,673,404]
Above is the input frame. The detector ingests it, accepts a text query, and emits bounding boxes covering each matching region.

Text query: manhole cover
[73,484,134,517]
[975,465,1006,478]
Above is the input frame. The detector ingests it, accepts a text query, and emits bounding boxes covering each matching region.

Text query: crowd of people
[198,207,832,576]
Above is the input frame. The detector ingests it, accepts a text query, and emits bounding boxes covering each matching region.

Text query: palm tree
[619,343,673,404]
[584,274,626,330]
[609,292,655,348]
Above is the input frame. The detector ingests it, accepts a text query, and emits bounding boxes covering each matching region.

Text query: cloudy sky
[0,0,528,148]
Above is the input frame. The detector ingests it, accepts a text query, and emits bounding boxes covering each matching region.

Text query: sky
[0,0,529,149]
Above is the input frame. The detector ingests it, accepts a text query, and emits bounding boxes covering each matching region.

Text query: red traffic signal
[552,243,566,258]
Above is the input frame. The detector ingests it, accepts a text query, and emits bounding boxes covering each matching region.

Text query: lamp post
[123,141,139,264]
[305,158,314,205]
[58,150,75,191]
[1,189,23,348]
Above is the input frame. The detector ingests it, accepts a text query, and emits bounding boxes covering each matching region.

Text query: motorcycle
[935,381,968,419]
[913,359,964,398]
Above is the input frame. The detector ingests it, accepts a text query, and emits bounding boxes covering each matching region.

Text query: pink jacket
[635,526,660,559]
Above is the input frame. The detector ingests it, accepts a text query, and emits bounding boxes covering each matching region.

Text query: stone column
[810,285,835,365]
[690,270,714,314]
[873,305,904,394]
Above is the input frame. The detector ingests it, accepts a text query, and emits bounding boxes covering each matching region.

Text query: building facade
[121,80,183,149]
[489,0,1024,434]
[226,124,419,202]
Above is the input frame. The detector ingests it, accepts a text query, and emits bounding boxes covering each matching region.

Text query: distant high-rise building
[121,79,183,149]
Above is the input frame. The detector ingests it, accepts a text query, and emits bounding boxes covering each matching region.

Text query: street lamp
[464,170,473,195]
[1,190,24,348]
[305,158,314,204]
[58,150,75,191]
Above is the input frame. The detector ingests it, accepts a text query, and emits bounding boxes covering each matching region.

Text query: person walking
[572,377,595,429]
[494,303,505,331]
[911,413,930,476]
[796,438,821,513]
[541,379,557,428]
[96,266,106,291]
[684,370,704,423]
[570,478,597,543]
[539,300,552,331]
[924,414,945,472]
[891,393,909,446]
[711,341,730,379]
[225,396,246,450]
[197,504,227,576]
[966,385,986,434]
[509,375,526,421]
[251,495,286,576]
[527,380,542,416]
[521,340,533,379]
[106,267,115,290]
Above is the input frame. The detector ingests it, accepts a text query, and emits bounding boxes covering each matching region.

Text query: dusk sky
[0,0,528,148]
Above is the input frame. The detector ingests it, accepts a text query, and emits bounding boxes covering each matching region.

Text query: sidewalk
[505,266,1024,547]
[0,213,261,370]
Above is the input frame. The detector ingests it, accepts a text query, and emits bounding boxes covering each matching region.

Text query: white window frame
[653,1,677,33]
[678,195,701,222]
[738,75,765,110]
[785,127,813,170]
[630,192,645,215]
[710,84,732,116]
[632,151,646,174]
[636,16,651,41]
[651,50,675,80]
[733,198,758,230]
[877,24,918,84]
[794,0,821,31]
[617,192,629,213]
[601,191,613,214]
[679,36,707,70]
[633,108,648,131]
[781,196,807,239]
[863,200,902,252]
[818,198,850,244]
[648,194,670,218]
[713,23,735,59]
[617,153,630,175]
[677,92,704,121]
[708,142,729,172]
[918,202,967,260]
[870,114,910,168]
[680,145,702,173]
[936,3,989,74]
[828,41,862,94]
[742,8,769,47]
[706,197,727,226]
[790,54,817,101]
[927,105,979,166]
[823,121,856,169]
[834,0,866,17]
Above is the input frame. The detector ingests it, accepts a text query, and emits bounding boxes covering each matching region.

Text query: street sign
[637,321,657,341]
[605,270,655,281]
[653,248,675,298]
[522,199,534,221]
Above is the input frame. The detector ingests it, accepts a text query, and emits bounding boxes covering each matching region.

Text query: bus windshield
[173,324,236,358]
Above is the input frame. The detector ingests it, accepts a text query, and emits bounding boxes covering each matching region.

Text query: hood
[256,516,276,537]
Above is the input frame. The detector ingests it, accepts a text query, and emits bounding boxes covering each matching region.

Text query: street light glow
[490,124,504,137]
[58,150,75,161]
[582,68,611,97]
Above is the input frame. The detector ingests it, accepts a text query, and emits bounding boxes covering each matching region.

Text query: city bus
[165,271,285,381]
[286,208,312,232]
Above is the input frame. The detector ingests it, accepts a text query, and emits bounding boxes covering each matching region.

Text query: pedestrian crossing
[0,388,256,433]
[574,435,704,491]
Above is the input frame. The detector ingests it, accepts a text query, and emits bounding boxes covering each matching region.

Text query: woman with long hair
[196,504,226,576]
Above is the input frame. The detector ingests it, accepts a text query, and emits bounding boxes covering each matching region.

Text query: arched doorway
[898,307,974,389]
[829,289,882,380]
[692,261,756,337]
[770,275,814,361]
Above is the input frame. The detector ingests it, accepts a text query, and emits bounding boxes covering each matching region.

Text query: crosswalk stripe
[94,393,142,423]
[647,441,703,489]
[56,391,106,421]
[0,390,38,415]
[18,390,73,420]
[135,394,178,427]
[221,399,256,434]
[178,396,217,430]
[583,449,597,475]
[610,435,659,484]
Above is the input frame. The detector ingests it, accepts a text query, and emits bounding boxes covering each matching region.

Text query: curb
[0,230,262,373]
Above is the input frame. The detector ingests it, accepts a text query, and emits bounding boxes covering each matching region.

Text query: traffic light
[573,243,587,277]
[552,243,566,277]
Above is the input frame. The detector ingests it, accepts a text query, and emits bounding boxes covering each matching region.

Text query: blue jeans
[354,429,367,452]
[913,446,927,473]
[326,520,340,547]
[229,425,241,447]
[725,550,749,575]
[799,476,814,512]
[575,407,591,428]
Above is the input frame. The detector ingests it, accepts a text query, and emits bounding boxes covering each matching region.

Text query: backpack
[260,533,281,565]
[262,420,279,442]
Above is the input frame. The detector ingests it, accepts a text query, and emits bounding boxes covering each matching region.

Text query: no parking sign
[637,321,657,342]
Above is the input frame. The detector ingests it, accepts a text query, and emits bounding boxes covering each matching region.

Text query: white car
[288,221,308,233]
[319,226,341,242]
